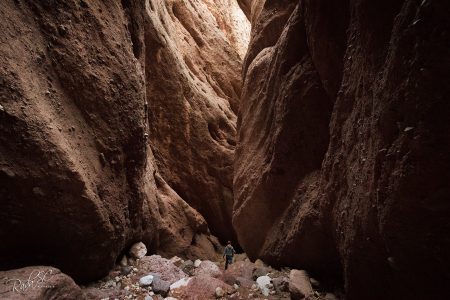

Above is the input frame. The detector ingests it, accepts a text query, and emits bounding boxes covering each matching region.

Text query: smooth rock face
[234,0,450,299]
[0,266,82,300]
[144,0,249,244]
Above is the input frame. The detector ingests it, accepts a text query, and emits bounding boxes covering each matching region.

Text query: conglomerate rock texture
[234,0,450,299]
[0,0,248,282]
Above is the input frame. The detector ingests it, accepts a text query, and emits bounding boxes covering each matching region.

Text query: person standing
[223,241,236,270]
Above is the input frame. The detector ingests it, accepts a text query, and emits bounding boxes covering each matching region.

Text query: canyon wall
[0,0,247,282]
[144,0,249,244]
[234,0,450,299]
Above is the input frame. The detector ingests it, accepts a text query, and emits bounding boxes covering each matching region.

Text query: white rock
[215,286,225,298]
[256,275,272,296]
[139,274,154,287]
[169,277,191,290]
[194,259,202,268]
[164,298,179,300]
[233,283,239,289]
[129,242,147,259]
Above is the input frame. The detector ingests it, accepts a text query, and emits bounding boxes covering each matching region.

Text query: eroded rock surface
[144,0,249,243]
[0,0,248,282]
[234,0,450,299]
[0,0,159,282]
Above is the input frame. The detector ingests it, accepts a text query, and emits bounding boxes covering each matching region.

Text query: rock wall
[234,0,450,299]
[144,0,249,243]
[0,0,248,282]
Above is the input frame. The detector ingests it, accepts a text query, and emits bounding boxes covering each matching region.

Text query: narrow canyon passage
[0,0,449,300]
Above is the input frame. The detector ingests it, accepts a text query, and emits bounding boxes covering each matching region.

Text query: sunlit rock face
[144,0,250,244]
[234,0,450,299]
[0,0,249,282]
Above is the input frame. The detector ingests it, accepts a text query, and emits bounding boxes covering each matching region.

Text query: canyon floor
[1,242,342,300]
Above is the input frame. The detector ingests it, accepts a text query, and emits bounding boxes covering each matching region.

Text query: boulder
[169,275,232,299]
[152,277,171,297]
[272,276,289,292]
[170,277,191,290]
[256,275,272,296]
[134,255,185,285]
[129,242,147,259]
[289,270,313,300]
[193,260,222,278]
[0,266,82,300]
[139,274,154,287]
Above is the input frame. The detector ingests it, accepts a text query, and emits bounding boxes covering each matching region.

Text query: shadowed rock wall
[234,0,450,299]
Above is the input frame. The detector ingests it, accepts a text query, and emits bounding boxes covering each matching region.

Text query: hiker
[223,241,236,270]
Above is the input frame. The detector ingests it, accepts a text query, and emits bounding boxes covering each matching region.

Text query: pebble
[139,274,154,287]
[215,286,225,298]
[194,259,202,268]
[120,255,128,267]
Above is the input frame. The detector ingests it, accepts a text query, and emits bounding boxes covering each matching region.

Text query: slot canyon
[0,0,449,299]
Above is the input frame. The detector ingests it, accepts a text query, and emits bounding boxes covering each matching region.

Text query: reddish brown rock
[169,274,233,299]
[154,173,221,261]
[144,0,249,244]
[234,0,450,299]
[133,255,186,285]
[0,0,160,282]
[0,266,82,300]
[0,0,248,283]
